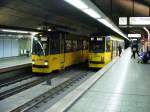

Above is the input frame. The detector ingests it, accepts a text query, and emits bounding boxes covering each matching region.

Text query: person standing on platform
[118,44,122,56]
[131,43,139,59]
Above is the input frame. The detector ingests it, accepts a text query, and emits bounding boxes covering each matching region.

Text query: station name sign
[130,17,150,25]
[119,17,150,26]
[128,34,141,38]
[119,17,127,25]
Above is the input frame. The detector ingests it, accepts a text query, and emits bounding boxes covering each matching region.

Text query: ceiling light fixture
[64,0,129,40]
[65,0,88,9]
[82,8,101,18]
[98,19,114,29]
[98,18,128,39]
[48,29,52,31]
[1,29,29,34]
[65,0,101,19]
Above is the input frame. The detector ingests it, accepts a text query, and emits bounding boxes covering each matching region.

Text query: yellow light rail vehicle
[32,31,89,73]
[89,35,124,68]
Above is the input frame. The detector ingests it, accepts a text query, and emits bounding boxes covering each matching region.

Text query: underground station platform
[1,48,150,112]
[44,48,150,112]
[0,0,150,112]
[65,48,150,112]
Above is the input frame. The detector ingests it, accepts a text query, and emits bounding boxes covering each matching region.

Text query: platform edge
[45,57,119,112]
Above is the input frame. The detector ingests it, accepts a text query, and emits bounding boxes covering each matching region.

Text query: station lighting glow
[97,37,103,41]
[32,60,35,64]
[18,35,24,38]
[37,27,42,30]
[65,0,88,9]
[128,34,141,38]
[98,19,114,29]
[33,37,38,41]
[1,29,29,34]
[112,28,127,38]
[91,38,94,40]
[98,19,127,39]
[82,8,101,18]
[65,0,101,19]
[131,39,138,41]
[31,32,38,36]
[48,29,52,31]
[100,19,127,39]
[1,29,39,37]
[64,0,129,40]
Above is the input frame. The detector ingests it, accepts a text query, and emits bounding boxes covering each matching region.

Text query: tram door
[59,33,65,70]
[110,40,113,59]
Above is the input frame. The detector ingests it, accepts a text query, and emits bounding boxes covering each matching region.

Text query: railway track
[0,74,33,88]
[10,71,90,112]
[0,68,83,101]
[0,77,47,100]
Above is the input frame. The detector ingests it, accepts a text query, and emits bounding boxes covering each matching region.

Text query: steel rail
[0,75,33,88]
[0,78,46,100]
[10,71,89,112]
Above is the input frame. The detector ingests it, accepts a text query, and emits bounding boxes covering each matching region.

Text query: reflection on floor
[67,48,150,112]
[0,56,31,69]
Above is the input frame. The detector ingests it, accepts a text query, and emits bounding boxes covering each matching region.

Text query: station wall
[19,38,32,56]
[0,35,32,58]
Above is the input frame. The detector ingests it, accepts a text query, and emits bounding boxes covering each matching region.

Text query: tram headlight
[44,60,48,66]
[32,60,35,65]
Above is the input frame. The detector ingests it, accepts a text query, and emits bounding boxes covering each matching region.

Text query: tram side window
[65,40,72,52]
[78,40,83,50]
[50,37,60,54]
[113,41,117,51]
[83,40,89,50]
[42,42,48,54]
[73,40,78,51]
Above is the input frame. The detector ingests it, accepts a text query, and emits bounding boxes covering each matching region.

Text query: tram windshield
[32,35,48,56]
[90,37,105,53]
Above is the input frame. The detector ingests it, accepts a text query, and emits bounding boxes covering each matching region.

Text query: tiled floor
[67,48,150,112]
[0,56,31,69]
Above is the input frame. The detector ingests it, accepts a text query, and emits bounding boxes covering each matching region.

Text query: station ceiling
[0,0,149,37]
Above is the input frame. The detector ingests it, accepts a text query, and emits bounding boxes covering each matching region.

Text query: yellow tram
[88,35,124,68]
[32,31,89,73]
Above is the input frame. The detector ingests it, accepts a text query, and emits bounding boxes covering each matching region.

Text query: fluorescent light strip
[65,0,88,9]
[82,8,101,18]
[65,0,101,19]
[1,29,39,36]
[98,19,114,28]
[98,18,128,39]
[1,29,29,33]
[64,0,128,40]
